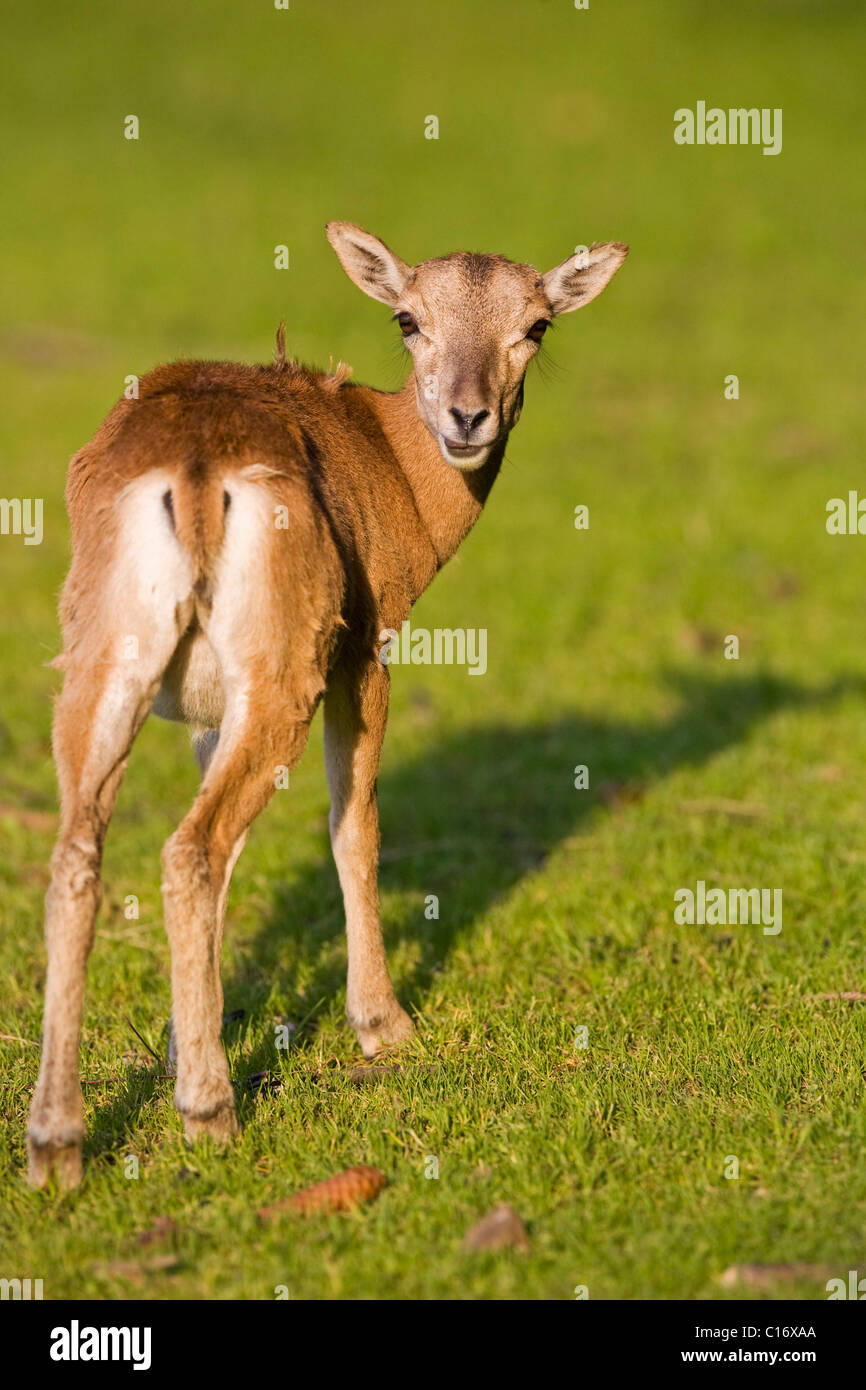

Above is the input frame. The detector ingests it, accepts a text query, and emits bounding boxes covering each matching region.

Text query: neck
[363,375,505,568]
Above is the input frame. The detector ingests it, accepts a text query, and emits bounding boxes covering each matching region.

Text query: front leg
[324,659,413,1058]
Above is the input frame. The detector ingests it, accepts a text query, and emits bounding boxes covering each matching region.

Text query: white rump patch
[112,472,195,634]
[200,478,277,754]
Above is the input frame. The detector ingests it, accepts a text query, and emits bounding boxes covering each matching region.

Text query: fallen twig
[81,1073,174,1087]
[123,1014,165,1067]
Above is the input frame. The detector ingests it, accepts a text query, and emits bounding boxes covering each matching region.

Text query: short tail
[162,459,229,608]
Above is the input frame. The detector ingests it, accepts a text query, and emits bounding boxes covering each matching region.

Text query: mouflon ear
[542,242,628,315]
[326,222,411,307]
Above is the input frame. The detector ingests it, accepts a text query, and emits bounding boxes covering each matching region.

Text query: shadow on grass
[228,668,860,1049]
[84,668,860,1156]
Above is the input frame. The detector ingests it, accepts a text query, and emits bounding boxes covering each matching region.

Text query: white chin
[438,439,492,471]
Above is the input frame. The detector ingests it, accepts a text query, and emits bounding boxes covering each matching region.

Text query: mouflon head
[326,221,627,470]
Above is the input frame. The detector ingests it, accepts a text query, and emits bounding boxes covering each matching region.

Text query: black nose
[449,406,490,434]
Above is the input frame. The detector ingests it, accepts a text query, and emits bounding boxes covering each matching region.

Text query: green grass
[2,0,866,1300]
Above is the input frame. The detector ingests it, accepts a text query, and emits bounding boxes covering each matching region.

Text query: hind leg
[28,644,183,1187]
[162,687,318,1142]
[166,726,246,1074]
[28,476,195,1187]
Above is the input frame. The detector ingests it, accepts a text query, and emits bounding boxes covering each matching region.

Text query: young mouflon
[27,222,627,1186]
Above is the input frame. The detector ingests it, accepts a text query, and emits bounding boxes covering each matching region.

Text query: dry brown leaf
[348,1065,403,1084]
[91,1253,180,1283]
[718,1262,831,1290]
[258,1164,386,1220]
[463,1205,530,1254]
[346,1064,438,1084]
[136,1217,178,1248]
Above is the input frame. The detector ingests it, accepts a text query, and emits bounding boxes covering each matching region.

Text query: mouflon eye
[526,319,550,343]
[396,312,418,337]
